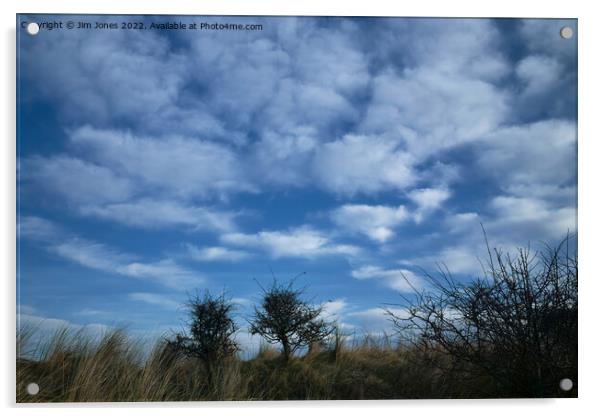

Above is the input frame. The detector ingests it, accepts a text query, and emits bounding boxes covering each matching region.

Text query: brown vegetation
[16,326,576,401]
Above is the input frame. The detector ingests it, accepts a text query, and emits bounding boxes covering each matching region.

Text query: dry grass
[16,325,576,402]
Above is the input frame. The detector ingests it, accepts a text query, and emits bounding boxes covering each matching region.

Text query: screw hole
[26,22,40,36]
[559,378,573,391]
[560,26,573,39]
[26,382,40,395]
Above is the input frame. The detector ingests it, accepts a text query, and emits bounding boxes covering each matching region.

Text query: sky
[16,15,577,351]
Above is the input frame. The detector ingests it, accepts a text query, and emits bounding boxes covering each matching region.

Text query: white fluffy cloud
[357,20,510,165]
[313,134,416,194]
[488,195,576,243]
[330,191,450,244]
[413,246,484,276]
[517,55,563,97]
[408,187,451,223]
[436,246,484,275]
[316,299,352,329]
[321,299,348,318]
[392,19,510,82]
[221,226,359,259]
[409,187,450,211]
[251,127,319,186]
[331,204,409,243]
[362,70,508,158]
[443,212,481,235]
[477,119,576,199]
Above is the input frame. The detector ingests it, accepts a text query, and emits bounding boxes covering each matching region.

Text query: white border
[2,1,601,415]
[3,0,586,17]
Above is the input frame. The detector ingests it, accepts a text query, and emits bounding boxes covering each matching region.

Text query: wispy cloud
[116,259,202,289]
[80,199,238,232]
[128,293,181,310]
[21,217,203,290]
[221,226,359,259]
[186,245,251,262]
[18,216,64,242]
[52,238,135,272]
[77,309,108,317]
[351,266,421,292]
[21,155,134,205]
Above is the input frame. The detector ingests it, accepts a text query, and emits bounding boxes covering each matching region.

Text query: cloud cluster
[329,186,450,243]
[20,18,523,211]
[18,17,577,310]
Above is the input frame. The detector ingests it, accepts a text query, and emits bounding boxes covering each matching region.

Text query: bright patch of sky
[17,16,576,347]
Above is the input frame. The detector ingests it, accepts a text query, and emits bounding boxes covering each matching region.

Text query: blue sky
[17,15,577,350]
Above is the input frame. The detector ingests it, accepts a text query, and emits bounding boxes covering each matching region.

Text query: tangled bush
[388,236,577,397]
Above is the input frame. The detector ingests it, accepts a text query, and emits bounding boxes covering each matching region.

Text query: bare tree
[387,235,577,397]
[167,291,238,386]
[250,279,334,362]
